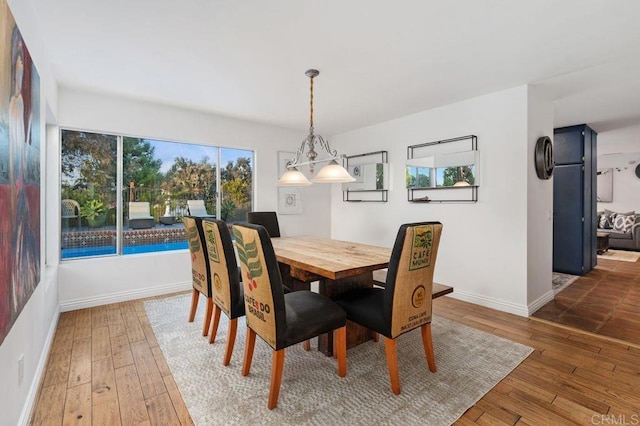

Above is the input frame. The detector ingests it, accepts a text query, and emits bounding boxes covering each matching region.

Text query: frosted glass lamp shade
[311,160,356,183]
[277,168,312,186]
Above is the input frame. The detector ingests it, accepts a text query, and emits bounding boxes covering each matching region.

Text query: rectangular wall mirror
[596,168,613,202]
[406,135,478,203]
[342,151,389,202]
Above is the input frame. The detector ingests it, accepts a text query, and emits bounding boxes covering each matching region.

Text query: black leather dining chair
[334,221,443,395]
[201,218,245,366]
[232,223,347,409]
[183,216,214,337]
[247,211,281,237]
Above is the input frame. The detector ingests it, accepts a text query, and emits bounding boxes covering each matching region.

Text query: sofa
[597,210,640,251]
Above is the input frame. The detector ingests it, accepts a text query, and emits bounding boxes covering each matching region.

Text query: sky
[148,139,252,174]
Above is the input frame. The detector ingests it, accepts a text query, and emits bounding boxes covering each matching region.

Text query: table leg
[596,235,609,255]
[278,263,311,292]
[317,272,374,356]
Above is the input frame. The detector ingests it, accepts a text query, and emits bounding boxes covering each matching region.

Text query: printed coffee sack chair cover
[232,223,347,409]
[387,222,442,338]
[335,222,443,395]
[233,223,284,348]
[202,218,246,364]
[183,216,214,336]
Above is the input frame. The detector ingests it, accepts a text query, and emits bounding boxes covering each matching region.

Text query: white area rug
[145,295,533,426]
[552,272,580,294]
[598,249,640,263]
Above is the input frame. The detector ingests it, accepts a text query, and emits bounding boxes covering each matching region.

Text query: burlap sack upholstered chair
[201,218,245,366]
[334,222,443,395]
[183,216,214,337]
[232,223,347,410]
[246,211,281,237]
[248,210,315,297]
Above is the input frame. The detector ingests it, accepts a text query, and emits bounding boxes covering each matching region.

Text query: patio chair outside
[61,199,81,228]
[187,200,215,218]
[128,202,155,229]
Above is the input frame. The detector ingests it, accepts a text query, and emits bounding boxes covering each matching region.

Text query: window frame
[59,126,255,261]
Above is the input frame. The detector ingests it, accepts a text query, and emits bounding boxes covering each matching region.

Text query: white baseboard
[447,289,530,317]
[527,290,555,316]
[59,281,192,312]
[18,305,60,426]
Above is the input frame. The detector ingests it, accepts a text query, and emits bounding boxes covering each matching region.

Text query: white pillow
[613,214,635,233]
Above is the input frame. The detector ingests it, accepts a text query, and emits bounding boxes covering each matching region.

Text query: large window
[60,130,253,259]
[61,131,118,257]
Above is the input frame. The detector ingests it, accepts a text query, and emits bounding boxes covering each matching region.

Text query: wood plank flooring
[533,256,640,344]
[31,294,193,426]
[30,292,640,425]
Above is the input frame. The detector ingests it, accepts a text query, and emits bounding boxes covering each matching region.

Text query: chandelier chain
[309,75,314,129]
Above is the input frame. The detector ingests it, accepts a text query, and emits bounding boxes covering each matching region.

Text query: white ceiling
[28,0,640,136]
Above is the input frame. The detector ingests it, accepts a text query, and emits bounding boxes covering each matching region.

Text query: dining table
[270,235,391,355]
[270,235,454,355]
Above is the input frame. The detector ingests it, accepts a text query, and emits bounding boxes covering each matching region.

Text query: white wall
[596,124,640,213]
[56,88,331,310]
[526,85,554,310]
[2,1,59,425]
[330,85,554,316]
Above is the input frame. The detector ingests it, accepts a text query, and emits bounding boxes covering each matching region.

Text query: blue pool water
[62,241,189,259]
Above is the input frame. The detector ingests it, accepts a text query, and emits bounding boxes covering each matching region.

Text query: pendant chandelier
[277,69,355,186]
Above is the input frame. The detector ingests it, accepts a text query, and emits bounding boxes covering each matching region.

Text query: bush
[80,199,105,221]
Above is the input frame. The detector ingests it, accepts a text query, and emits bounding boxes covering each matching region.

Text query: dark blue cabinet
[553,124,597,275]
[554,128,584,165]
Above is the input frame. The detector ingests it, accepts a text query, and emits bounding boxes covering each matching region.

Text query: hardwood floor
[30,295,194,426]
[533,256,640,345]
[30,292,640,425]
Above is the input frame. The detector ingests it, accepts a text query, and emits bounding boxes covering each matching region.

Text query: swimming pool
[62,241,189,259]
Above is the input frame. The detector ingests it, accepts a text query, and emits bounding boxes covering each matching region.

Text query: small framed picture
[278,187,302,215]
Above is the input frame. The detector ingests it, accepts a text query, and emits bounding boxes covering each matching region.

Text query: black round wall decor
[534,136,554,180]
[635,164,640,179]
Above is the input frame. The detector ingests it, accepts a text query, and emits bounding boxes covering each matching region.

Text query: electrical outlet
[18,354,24,385]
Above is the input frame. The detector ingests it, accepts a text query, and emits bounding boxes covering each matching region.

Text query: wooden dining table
[271,236,391,355]
[271,235,454,355]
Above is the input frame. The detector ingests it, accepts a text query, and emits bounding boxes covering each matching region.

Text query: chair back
[61,199,80,218]
[384,222,443,338]
[183,216,212,297]
[187,200,211,217]
[202,218,243,318]
[247,211,281,237]
[233,223,286,349]
[129,202,153,219]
